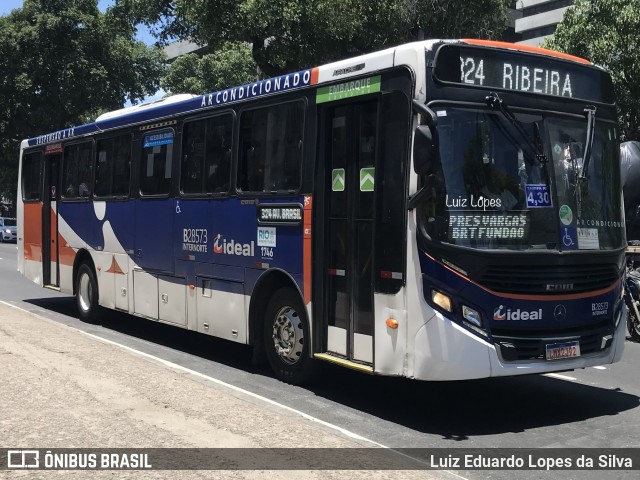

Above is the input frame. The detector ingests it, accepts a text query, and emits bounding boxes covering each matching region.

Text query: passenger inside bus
[479,171,518,211]
[463,130,520,211]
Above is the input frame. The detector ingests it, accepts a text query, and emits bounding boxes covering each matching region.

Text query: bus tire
[76,263,100,324]
[263,287,317,385]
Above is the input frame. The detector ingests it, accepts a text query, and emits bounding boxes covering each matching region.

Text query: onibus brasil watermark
[2,448,638,471]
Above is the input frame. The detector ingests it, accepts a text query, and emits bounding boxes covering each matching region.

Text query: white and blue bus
[17,39,626,383]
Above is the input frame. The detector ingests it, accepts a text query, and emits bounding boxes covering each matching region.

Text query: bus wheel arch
[73,250,100,324]
[249,270,316,384]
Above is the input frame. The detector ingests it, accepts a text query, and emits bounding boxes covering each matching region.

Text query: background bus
[17,39,626,383]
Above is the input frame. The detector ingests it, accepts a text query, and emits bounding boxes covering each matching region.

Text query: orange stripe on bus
[23,203,42,261]
[50,207,58,262]
[106,255,126,275]
[311,67,320,85]
[57,231,76,267]
[303,195,313,304]
[461,39,592,65]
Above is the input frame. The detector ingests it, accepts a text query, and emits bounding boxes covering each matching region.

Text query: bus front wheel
[263,288,316,384]
[76,263,100,324]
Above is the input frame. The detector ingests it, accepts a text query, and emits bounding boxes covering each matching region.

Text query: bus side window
[181,114,233,195]
[95,134,131,198]
[62,142,93,200]
[21,151,43,202]
[181,121,206,195]
[141,130,174,196]
[213,149,231,192]
[205,115,232,194]
[238,101,304,193]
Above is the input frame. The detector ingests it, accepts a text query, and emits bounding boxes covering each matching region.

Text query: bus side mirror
[413,125,437,174]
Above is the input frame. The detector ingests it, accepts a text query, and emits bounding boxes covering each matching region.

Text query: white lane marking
[0,299,471,479]
[81,331,385,443]
[543,373,578,381]
[442,471,473,480]
[3,303,376,440]
[593,366,607,370]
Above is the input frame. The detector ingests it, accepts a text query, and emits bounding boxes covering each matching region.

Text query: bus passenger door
[320,101,377,365]
[42,152,61,287]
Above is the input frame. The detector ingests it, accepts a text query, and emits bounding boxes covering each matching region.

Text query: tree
[121,0,511,77]
[544,0,640,140]
[162,42,257,94]
[0,0,166,200]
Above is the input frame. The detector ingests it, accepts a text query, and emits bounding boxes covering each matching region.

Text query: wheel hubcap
[79,273,92,313]
[272,306,304,365]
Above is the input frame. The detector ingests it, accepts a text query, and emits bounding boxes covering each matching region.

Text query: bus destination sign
[257,204,303,225]
[433,44,614,104]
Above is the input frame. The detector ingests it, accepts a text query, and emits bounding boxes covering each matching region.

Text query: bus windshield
[421,107,623,251]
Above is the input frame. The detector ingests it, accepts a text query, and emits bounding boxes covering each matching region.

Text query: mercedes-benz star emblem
[554,304,567,321]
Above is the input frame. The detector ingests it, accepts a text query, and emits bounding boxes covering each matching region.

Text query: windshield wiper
[579,105,596,180]
[573,105,596,219]
[485,91,551,186]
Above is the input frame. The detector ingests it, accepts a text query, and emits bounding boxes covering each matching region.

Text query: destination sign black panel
[257,204,303,225]
[433,45,615,104]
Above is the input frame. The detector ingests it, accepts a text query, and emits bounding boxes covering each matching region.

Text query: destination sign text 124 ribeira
[434,44,614,103]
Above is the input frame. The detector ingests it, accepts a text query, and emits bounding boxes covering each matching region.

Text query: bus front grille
[478,263,620,295]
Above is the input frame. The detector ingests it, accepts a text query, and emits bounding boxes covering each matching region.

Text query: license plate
[545,341,581,360]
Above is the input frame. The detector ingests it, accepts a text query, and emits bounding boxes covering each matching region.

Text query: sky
[0,0,156,45]
[0,0,164,105]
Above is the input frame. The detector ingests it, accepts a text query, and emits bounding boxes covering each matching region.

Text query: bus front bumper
[411,308,626,381]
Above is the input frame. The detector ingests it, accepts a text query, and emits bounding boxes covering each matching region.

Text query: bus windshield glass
[421,107,623,251]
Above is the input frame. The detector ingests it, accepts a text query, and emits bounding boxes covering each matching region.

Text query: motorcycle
[624,259,640,342]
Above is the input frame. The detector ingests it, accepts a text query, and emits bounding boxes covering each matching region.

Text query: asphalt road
[1,241,639,479]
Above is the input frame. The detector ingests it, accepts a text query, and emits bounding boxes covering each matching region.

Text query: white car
[0,217,17,243]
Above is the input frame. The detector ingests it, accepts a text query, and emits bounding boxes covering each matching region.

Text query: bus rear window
[238,101,304,193]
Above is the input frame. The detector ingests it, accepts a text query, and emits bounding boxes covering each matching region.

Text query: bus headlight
[431,290,452,312]
[462,305,482,327]
[461,305,488,338]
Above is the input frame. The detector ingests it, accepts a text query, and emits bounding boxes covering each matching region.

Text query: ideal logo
[493,305,542,321]
[213,234,255,256]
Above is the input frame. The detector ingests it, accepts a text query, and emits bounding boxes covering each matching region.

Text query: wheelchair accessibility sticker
[561,226,578,250]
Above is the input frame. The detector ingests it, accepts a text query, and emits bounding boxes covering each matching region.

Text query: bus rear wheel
[263,288,316,384]
[76,263,100,324]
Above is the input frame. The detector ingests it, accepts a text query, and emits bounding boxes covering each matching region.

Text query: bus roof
[461,39,592,65]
